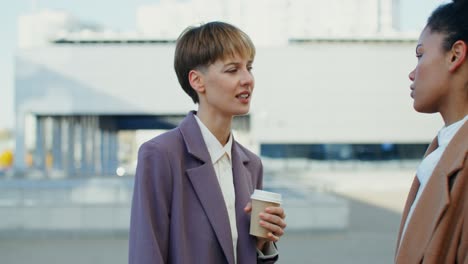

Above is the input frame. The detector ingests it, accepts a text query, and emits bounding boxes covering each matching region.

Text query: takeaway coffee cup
[249,189,282,238]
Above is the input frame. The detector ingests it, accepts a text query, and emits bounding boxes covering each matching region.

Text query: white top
[194,115,238,262]
[401,115,468,240]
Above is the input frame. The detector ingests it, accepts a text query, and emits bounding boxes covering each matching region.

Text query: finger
[260,228,281,242]
[259,213,287,229]
[244,202,252,213]
[259,220,285,238]
[265,207,286,219]
[266,232,280,242]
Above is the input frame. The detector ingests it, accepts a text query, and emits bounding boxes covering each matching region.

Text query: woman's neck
[196,108,232,145]
[440,104,468,126]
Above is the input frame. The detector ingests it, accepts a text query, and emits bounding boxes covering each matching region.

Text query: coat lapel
[395,176,420,256]
[395,137,437,255]
[231,141,257,262]
[179,112,235,264]
[396,122,468,263]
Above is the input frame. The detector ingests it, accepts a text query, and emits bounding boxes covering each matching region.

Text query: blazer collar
[396,121,468,263]
[179,111,254,263]
[179,111,251,164]
[179,111,212,163]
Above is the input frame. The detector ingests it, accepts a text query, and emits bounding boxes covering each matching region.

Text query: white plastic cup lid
[250,189,282,204]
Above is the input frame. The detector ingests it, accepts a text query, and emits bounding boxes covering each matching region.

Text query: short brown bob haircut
[174,21,256,103]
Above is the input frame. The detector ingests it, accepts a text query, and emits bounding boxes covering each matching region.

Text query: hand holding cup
[245,190,287,244]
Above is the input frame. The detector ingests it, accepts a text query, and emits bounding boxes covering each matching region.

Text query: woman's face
[197,54,254,118]
[409,27,451,113]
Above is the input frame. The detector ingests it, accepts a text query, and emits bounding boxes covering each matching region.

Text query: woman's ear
[188,69,205,94]
[448,40,467,72]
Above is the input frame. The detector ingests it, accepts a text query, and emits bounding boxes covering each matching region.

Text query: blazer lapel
[395,137,437,255]
[231,141,257,262]
[179,112,235,264]
[395,176,420,255]
[396,122,468,263]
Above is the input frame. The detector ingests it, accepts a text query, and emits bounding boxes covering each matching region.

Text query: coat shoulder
[139,128,183,153]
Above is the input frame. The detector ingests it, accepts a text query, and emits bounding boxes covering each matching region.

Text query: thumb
[244,202,252,213]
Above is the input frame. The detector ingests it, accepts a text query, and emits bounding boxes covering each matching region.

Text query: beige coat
[395,122,468,264]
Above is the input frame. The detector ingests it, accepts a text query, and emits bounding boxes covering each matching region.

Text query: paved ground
[278,195,402,263]
[0,195,402,264]
[0,168,412,264]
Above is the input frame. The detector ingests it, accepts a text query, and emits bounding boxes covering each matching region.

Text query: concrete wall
[0,178,347,232]
[0,179,132,231]
[252,42,440,144]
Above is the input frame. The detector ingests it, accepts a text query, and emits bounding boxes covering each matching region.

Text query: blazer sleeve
[128,141,173,264]
[462,204,468,264]
[461,167,468,264]
[257,244,279,264]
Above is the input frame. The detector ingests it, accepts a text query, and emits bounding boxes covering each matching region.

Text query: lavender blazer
[129,111,278,264]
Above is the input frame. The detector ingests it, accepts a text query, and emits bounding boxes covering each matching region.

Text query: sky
[0,0,448,130]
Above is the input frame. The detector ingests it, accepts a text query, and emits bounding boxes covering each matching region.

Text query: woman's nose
[241,70,254,86]
[409,69,415,81]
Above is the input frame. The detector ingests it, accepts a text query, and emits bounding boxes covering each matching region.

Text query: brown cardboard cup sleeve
[249,189,282,238]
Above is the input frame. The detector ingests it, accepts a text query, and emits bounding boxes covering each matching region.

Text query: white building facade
[137,0,400,45]
[14,0,441,177]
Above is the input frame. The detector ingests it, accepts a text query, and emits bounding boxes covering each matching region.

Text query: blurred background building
[13,0,438,178]
[0,1,446,262]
